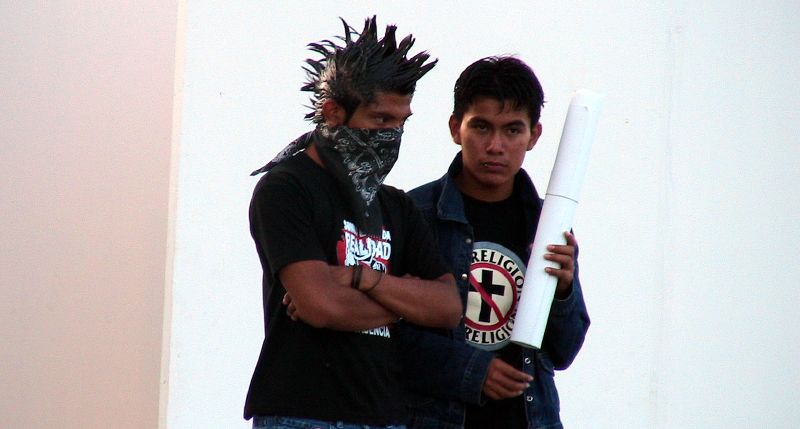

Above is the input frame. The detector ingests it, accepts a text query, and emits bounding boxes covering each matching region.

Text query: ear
[321,99,346,127]
[527,122,542,151]
[448,115,462,146]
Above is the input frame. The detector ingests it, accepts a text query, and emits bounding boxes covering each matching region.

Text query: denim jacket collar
[436,152,543,242]
[434,153,470,225]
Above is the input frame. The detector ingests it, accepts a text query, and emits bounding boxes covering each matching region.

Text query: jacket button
[526,395,534,402]
[465,238,473,244]
[461,273,468,280]
[524,357,532,365]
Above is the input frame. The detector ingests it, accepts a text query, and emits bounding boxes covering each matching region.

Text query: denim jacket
[397,153,590,429]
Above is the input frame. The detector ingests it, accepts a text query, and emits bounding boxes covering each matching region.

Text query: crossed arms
[280,261,461,331]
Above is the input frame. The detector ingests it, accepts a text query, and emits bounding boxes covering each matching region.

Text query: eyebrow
[503,120,528,128]
[372,111,413,121]
[466,117,527,128]
[466,116,489,124]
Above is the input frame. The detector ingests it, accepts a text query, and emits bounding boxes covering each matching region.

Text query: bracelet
[351,264,363,289]
[363,270,385,293]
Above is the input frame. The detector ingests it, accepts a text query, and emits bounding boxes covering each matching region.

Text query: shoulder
[378,184,418,214]
[251,154,320,201]
[515,168,544,206]
[407,177,444,211]
[378,183,405,198]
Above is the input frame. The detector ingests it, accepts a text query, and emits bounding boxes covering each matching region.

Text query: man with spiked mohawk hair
[245,16,461,429]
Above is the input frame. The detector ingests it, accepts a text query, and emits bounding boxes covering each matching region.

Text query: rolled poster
[510,89,604,349]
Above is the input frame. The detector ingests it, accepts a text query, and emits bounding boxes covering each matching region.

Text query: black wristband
[351,264,363,289]
[363,270,385,293]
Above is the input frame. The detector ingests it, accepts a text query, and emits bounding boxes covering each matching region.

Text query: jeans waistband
[252,415,406,429]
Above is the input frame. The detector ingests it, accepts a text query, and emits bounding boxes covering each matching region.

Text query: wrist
[362,269,385,293]
[555,280,573,299]
[351,264,363,289]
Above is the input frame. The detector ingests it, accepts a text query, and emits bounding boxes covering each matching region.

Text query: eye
[470,122,489,132]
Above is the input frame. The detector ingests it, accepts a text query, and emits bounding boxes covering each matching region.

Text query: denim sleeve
[396,322,494,405]
[541,260,591,370]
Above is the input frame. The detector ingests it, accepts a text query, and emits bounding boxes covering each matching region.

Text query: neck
[454,174,513,202]
[305,143,325,168]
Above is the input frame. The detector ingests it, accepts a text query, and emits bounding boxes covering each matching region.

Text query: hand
[283,292,298,321]
[483,358,533,400]
[544,231,578,299]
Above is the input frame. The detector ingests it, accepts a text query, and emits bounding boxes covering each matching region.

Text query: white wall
[651,2,800,426]
[0,2,179,429]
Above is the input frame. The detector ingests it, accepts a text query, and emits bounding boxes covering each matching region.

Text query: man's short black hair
[453,56,545,126]
[302,16,437,123]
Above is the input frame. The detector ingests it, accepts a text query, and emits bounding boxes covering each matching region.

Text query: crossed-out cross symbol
[474,269,506,323]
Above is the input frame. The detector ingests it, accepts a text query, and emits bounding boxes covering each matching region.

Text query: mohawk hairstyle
[301,16,437,123]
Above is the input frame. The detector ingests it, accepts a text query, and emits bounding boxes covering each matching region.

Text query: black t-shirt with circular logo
[462,190,528,429]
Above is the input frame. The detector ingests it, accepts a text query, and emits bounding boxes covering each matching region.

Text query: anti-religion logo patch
[337,219,394,339]
[465,242,526,351]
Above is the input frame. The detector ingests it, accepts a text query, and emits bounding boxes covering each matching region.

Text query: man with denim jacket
[398,56,590,429]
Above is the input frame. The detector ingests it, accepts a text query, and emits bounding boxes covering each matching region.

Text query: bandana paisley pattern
[250,124,402,235]
[317,124,402,207]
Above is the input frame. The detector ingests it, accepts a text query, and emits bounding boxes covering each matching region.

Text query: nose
[486,132,504,153]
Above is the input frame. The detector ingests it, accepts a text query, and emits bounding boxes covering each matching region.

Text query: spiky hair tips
[301,16,437,123]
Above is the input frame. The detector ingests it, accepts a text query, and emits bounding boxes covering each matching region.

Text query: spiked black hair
[301,16,437,123]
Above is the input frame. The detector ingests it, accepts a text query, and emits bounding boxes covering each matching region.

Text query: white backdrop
[166,1,800,428]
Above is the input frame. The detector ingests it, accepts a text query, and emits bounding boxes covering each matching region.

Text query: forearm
[281,260,398,331]
[312,287,399,331]
[362,271,462,328]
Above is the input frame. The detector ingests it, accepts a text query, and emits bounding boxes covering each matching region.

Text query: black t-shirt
[462,191,527,429]
[244,152,449,425]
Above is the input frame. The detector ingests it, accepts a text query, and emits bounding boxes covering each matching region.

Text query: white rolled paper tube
[510,89,604,349]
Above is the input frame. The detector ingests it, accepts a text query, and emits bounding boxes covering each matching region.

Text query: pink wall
[0,2,179,428]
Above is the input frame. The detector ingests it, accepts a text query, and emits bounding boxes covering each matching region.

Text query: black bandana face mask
[315,123,402,234]
[248,124,402,235]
